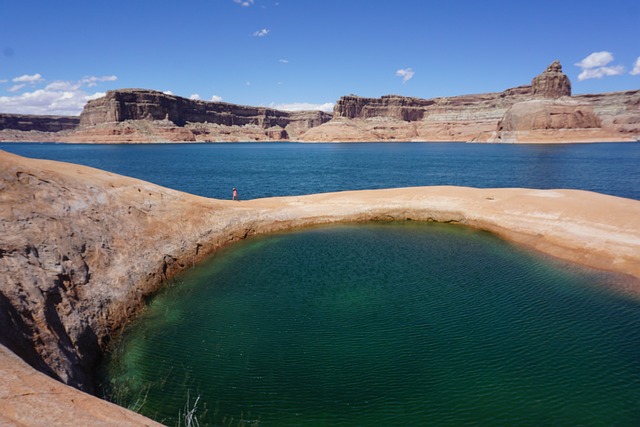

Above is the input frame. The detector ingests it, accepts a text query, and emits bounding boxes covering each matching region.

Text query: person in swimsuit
[232,187,239,201]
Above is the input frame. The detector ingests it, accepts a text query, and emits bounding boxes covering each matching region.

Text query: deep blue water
[1,142,639,201]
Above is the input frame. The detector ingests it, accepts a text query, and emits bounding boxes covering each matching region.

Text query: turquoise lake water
[2,142,639,200]
[100,222,640,426]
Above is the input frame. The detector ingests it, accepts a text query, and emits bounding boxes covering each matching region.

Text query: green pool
[100,222,640,426]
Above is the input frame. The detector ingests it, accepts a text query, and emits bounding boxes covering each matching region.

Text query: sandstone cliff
[2,150,640,425]
[69,89,332,142]
[0,114,80,142]
[1,61,638,143]
[303,61,639,142]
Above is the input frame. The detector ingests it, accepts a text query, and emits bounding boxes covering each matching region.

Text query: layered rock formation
[304,61,639,142]
[68,89,332,142]
[1,61,638,143]
[0,114,79,132]
[0,114,80,142]
[2,150,640,425]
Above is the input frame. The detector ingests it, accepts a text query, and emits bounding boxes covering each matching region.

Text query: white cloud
[163,90,174,95]
[253,28,270,37]
[234,0,254,6]
[575,51,615,69]
[575,51,625,81]
[577,66,625,81]
[631,57,640,76]
[279,59,289,64]
[0,79,8,83]
[12,73,44,84]
[395,68,414,83]
[190,93,201,100]
[211,95,223,102]
[80,75,117,87]
[269,102,334,113]
[8,84,26,92]
[0,74,118,116]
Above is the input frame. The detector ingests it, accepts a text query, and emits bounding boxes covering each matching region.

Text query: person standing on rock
[232,187,239,201]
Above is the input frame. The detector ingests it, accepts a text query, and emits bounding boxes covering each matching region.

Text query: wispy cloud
[190,94,201,100]
[8,84,26,92]
[211,95,223,102]
[252,28,270,37]
[234,0,254,6]
[575,51,625,81]
[631,57,640,76]
[80,75,117,87]
[12,73,44,84]
[395,68,414,83]
[269,102,334,113]
[279,59,289,64]
[0,74,118,115]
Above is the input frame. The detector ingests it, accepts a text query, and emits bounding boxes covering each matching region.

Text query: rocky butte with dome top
[1,61,639,143]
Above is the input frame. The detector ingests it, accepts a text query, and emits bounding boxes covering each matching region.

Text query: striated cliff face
[304,61,639,142]
[0,114,80,142]
[0,114,80,132]
[72,89,332,142]
[1,61,638,143]
[333,86,534,121]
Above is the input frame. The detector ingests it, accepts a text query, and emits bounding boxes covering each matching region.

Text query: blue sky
[1,0,639,115]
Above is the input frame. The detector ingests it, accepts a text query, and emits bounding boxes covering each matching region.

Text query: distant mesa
[1,61,638,143]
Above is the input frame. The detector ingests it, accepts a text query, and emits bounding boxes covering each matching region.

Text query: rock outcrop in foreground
[2,150,640,425]
[1,61,638,143]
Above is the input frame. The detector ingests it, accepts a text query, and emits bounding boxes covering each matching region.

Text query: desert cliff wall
[0,114,80,132]
[72,89,332,142]
[1,61,638,143]
[307,61,638,142]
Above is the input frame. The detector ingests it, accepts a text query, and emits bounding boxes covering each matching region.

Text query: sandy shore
[1,150,640,425]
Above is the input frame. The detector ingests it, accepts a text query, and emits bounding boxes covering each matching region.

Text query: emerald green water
[100,222,640,426]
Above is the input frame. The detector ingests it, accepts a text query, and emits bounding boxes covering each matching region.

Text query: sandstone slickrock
[2,150,640,425]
